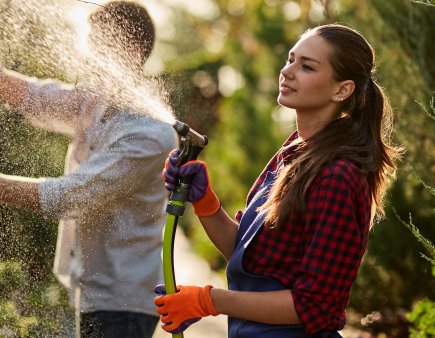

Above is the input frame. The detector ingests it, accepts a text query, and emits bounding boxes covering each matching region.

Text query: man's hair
[88,1,155,64]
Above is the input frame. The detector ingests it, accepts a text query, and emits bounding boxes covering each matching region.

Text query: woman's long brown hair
[262,24,402,229]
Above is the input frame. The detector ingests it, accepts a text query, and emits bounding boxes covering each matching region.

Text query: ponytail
[364,77,400,222]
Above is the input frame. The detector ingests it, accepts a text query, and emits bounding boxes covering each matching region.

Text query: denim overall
[226,170,342,338]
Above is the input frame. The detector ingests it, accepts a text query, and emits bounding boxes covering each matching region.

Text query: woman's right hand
[162,149,221,217]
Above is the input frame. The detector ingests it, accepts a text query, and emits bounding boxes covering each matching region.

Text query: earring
[333,96,343,102]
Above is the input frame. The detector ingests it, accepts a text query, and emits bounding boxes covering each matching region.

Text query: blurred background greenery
[0,0,434,337]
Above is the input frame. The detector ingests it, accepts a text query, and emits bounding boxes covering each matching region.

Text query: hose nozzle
[172,120,208,166]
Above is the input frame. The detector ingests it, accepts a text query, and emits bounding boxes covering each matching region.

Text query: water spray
[162,120,208,338]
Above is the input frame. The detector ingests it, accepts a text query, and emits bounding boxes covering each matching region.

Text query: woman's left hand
[154,284,218,333]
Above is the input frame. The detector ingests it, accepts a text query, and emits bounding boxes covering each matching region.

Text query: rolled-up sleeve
[292,171,369,333]
[39,132,166,219]
[19,79,84,135]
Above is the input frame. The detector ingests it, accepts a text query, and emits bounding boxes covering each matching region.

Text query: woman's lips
[279,83,295,94]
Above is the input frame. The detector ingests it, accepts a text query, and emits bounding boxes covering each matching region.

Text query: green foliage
[350,193,435,312]
[349,123,435,335]
[365,0,435,181]
[338,2,435,336]
[416,97,435,121]
[0,301,36,337]
[408,299,435,338]
[0,109,67,286]
[0,0,73,334]
[0,261,73,337]
[395,209,435,265]
[410,0,435,7]
[401,97,435,337]
[0,261,25,299]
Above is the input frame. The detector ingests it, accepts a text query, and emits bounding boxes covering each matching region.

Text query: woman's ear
[335,80,355,101]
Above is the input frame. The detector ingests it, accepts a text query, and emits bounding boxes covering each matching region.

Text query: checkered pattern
[241,132,371,334]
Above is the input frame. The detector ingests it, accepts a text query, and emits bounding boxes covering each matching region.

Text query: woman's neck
[295,110,336,140]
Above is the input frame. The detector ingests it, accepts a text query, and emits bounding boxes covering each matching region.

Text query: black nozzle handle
[170,120,208,200]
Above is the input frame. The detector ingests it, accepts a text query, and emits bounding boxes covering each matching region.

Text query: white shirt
[19,78,177,315]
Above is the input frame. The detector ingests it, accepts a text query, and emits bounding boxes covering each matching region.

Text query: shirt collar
[280,131,301,165]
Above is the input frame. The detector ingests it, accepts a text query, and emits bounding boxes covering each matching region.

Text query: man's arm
[0,173,41,211]
[0,67,83,135]
[0,67,29,109]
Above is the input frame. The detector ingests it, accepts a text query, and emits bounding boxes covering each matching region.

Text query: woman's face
[278,33,341,113]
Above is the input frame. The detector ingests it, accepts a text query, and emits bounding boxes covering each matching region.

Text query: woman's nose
[281,64,294,79]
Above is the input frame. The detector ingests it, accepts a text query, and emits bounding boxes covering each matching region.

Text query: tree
[398,98,435,338]
[345,1,435,336]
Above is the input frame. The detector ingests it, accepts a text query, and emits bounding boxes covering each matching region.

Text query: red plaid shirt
[239,132,371,334]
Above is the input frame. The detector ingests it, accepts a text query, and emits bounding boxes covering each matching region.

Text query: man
[0,1,177,337]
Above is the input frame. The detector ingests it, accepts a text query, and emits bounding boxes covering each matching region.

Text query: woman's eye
[303,65,313,71]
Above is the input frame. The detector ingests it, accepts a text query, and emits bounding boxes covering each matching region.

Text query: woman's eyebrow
[289,51,321,64]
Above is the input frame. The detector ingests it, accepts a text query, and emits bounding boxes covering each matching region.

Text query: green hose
[162,200,185,338]
[162,120,208,338]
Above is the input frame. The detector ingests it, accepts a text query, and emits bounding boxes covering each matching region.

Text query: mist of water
[0,0,176,125]
[0,1,178,333]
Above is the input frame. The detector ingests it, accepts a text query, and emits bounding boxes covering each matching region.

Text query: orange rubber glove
[154,284,219,334]
[185,161,221,217]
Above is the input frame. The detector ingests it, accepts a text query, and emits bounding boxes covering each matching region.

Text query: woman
[155,23,401,337]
